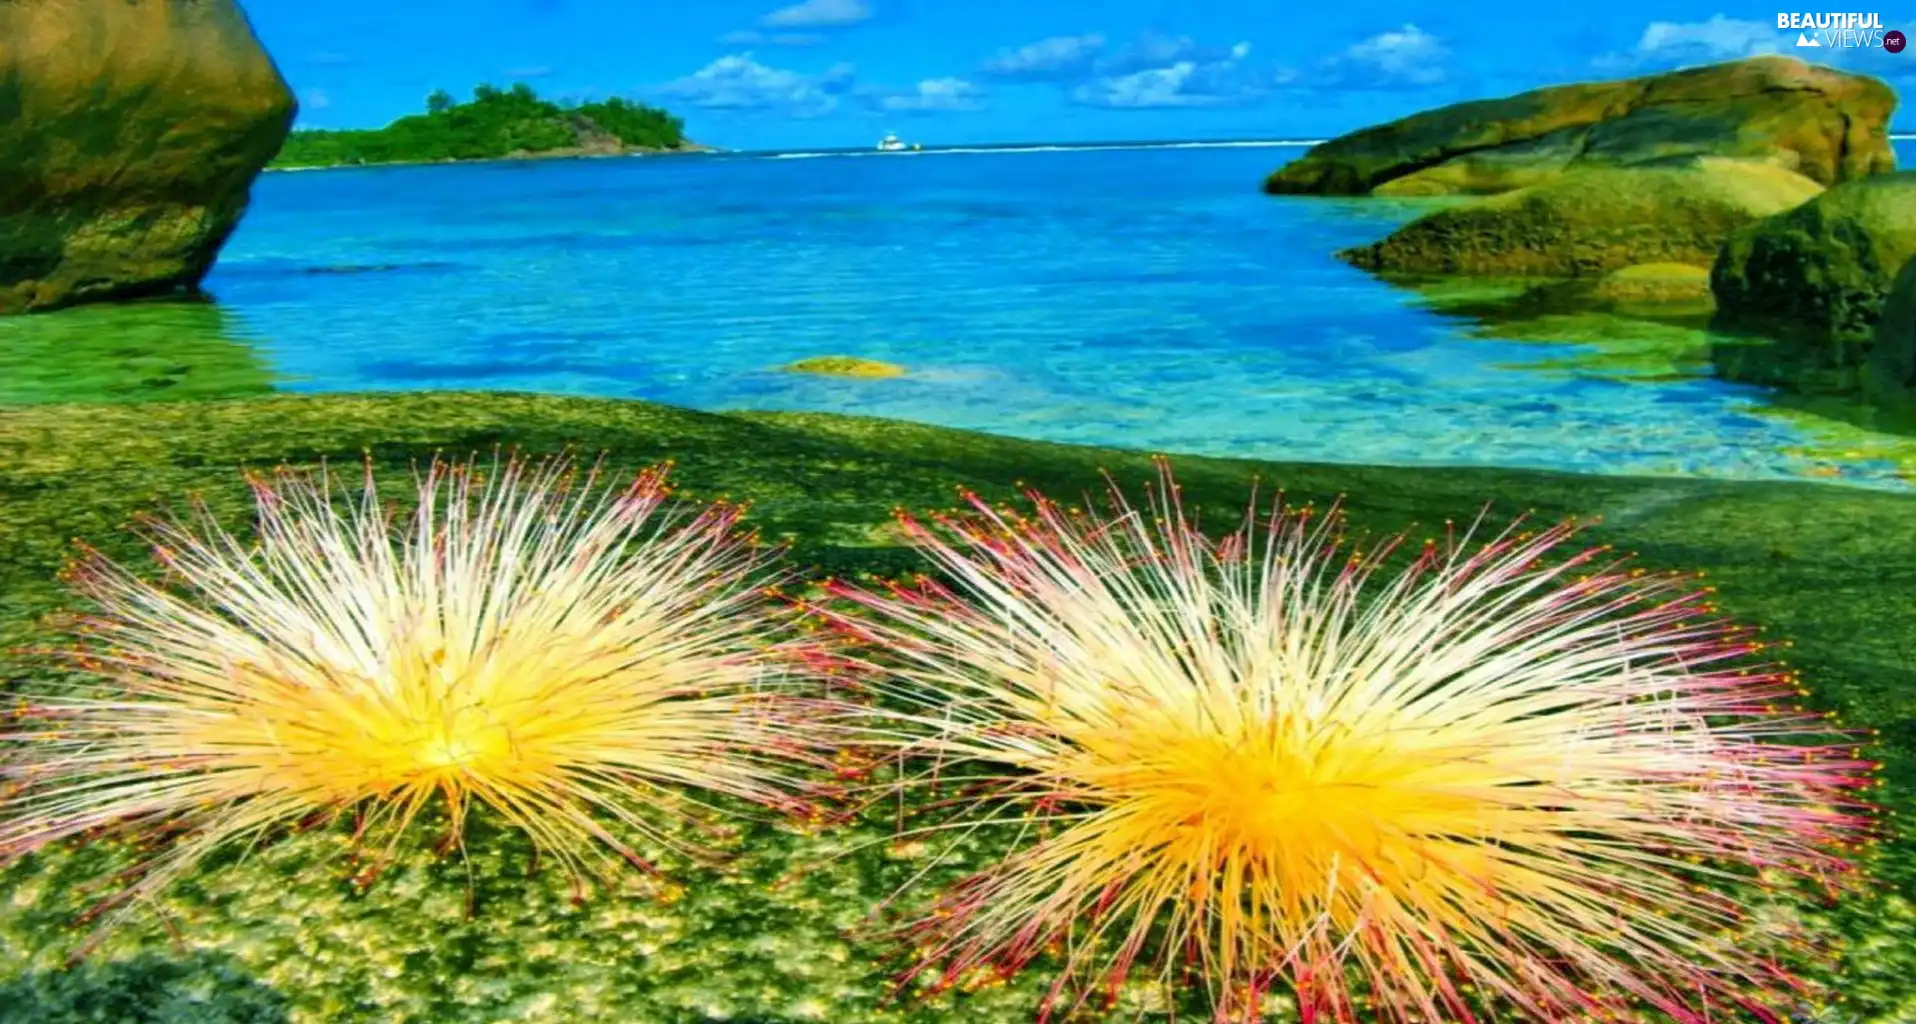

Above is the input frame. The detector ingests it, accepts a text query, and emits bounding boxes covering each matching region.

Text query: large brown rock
[0,0,296,314]
[1338,158,1825,277]
[1709,172,1916,394]
[1265,57,1895,198]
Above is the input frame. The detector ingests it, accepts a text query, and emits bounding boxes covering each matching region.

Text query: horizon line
[736,137,1319,151]
[730,133,1916,153]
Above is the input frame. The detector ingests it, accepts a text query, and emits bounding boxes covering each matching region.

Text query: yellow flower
[3,454,833,933]
[818,460,1876,1022]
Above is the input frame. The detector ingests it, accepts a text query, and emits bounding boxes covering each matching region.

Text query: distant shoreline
[744,138,1326,157]
[259,138,1313,173]
[265,142,717,174]
[264,134,1916,174]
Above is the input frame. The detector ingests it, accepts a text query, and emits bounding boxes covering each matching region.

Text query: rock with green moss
[0,0,296,314]
[1710,172,1916,394]
[780,355,906,379]
[1868,257,1916,402]
[1590,262,1716,306]
[1265,56,1895,197]
[1338,159,1825,277]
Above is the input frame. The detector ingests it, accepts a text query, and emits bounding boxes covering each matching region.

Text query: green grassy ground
[2,392,1914,1022]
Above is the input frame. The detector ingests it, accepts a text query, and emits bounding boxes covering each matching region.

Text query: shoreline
[270,132,1916,172]
[266,142,721,173]
[264,135,1916,173]
[265,138,1322,172]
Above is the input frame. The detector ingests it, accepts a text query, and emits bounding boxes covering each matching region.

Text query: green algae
[1384,273,1720,381]
[1746,399,1916,482]
[0,301,279,404]
[1480,314,1716,381]
[779,356,907,380]
[0,392,1913,1021]
[0,951,291,1023]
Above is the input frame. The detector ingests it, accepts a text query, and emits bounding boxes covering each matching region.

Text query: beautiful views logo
[1777,11,1904,48]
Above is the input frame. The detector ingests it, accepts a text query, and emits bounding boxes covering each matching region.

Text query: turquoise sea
[9,139,1916,486]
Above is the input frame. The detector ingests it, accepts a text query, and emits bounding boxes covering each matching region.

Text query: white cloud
[759,0,871,29]
[1634,15,1780,58]
[1783,18,1916,84]
[719,29,825,46]
[657,55,855,117]
[1327,23,1448,86]
[980,31,1271,109]
[1593,12,1916,78]
[1073,63,1257,108]
[1070,35,1265,108]
[870,77,985,112]
[980,33,1107,80]
[1074,63,1208,107]
[1590,14,1779,68]
[1095,33,1248,75]
[301,88,332,110]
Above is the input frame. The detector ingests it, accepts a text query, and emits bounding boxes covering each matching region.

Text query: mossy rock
[780,355,906,379]
[1265,56,1895,198]
[1589,262,1716,306]
[1710,172,1916,395]
[1339,159,1825,278]
[1867,257,1916,402]
[1369,131,1589,197]
[0,0,296,314]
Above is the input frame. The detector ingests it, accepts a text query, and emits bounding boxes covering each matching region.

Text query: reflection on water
[1399,275,1916,483]
[1399,275,1721,383]
[0,300,279,405]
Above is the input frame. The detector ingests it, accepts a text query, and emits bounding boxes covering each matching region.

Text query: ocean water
[14,140,1916,487]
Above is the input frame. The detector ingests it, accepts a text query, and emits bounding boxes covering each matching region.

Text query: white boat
[877,133,908,152]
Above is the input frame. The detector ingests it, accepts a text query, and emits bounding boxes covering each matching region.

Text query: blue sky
[247,0,1916,149]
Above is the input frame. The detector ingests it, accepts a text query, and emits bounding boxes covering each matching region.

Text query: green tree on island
[271,83,690,168]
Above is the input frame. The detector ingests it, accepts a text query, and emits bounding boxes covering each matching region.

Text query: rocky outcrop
[1589,263,1715,307]
[1709,172,1916,393]
[1265,57,1895,198]
[0,0,296,314]
[1338,159,1825,278]
[1864,257,1916,402]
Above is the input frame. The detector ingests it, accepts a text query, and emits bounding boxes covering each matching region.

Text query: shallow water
[5,141,1914,488]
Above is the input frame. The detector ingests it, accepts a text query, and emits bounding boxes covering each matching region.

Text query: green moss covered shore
[3,392,1915,1022]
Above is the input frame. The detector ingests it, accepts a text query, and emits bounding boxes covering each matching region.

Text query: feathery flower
[814,462,1879,1023]
[2,455,831,927]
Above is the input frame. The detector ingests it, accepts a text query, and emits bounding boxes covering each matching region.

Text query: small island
[270,83,702,170]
